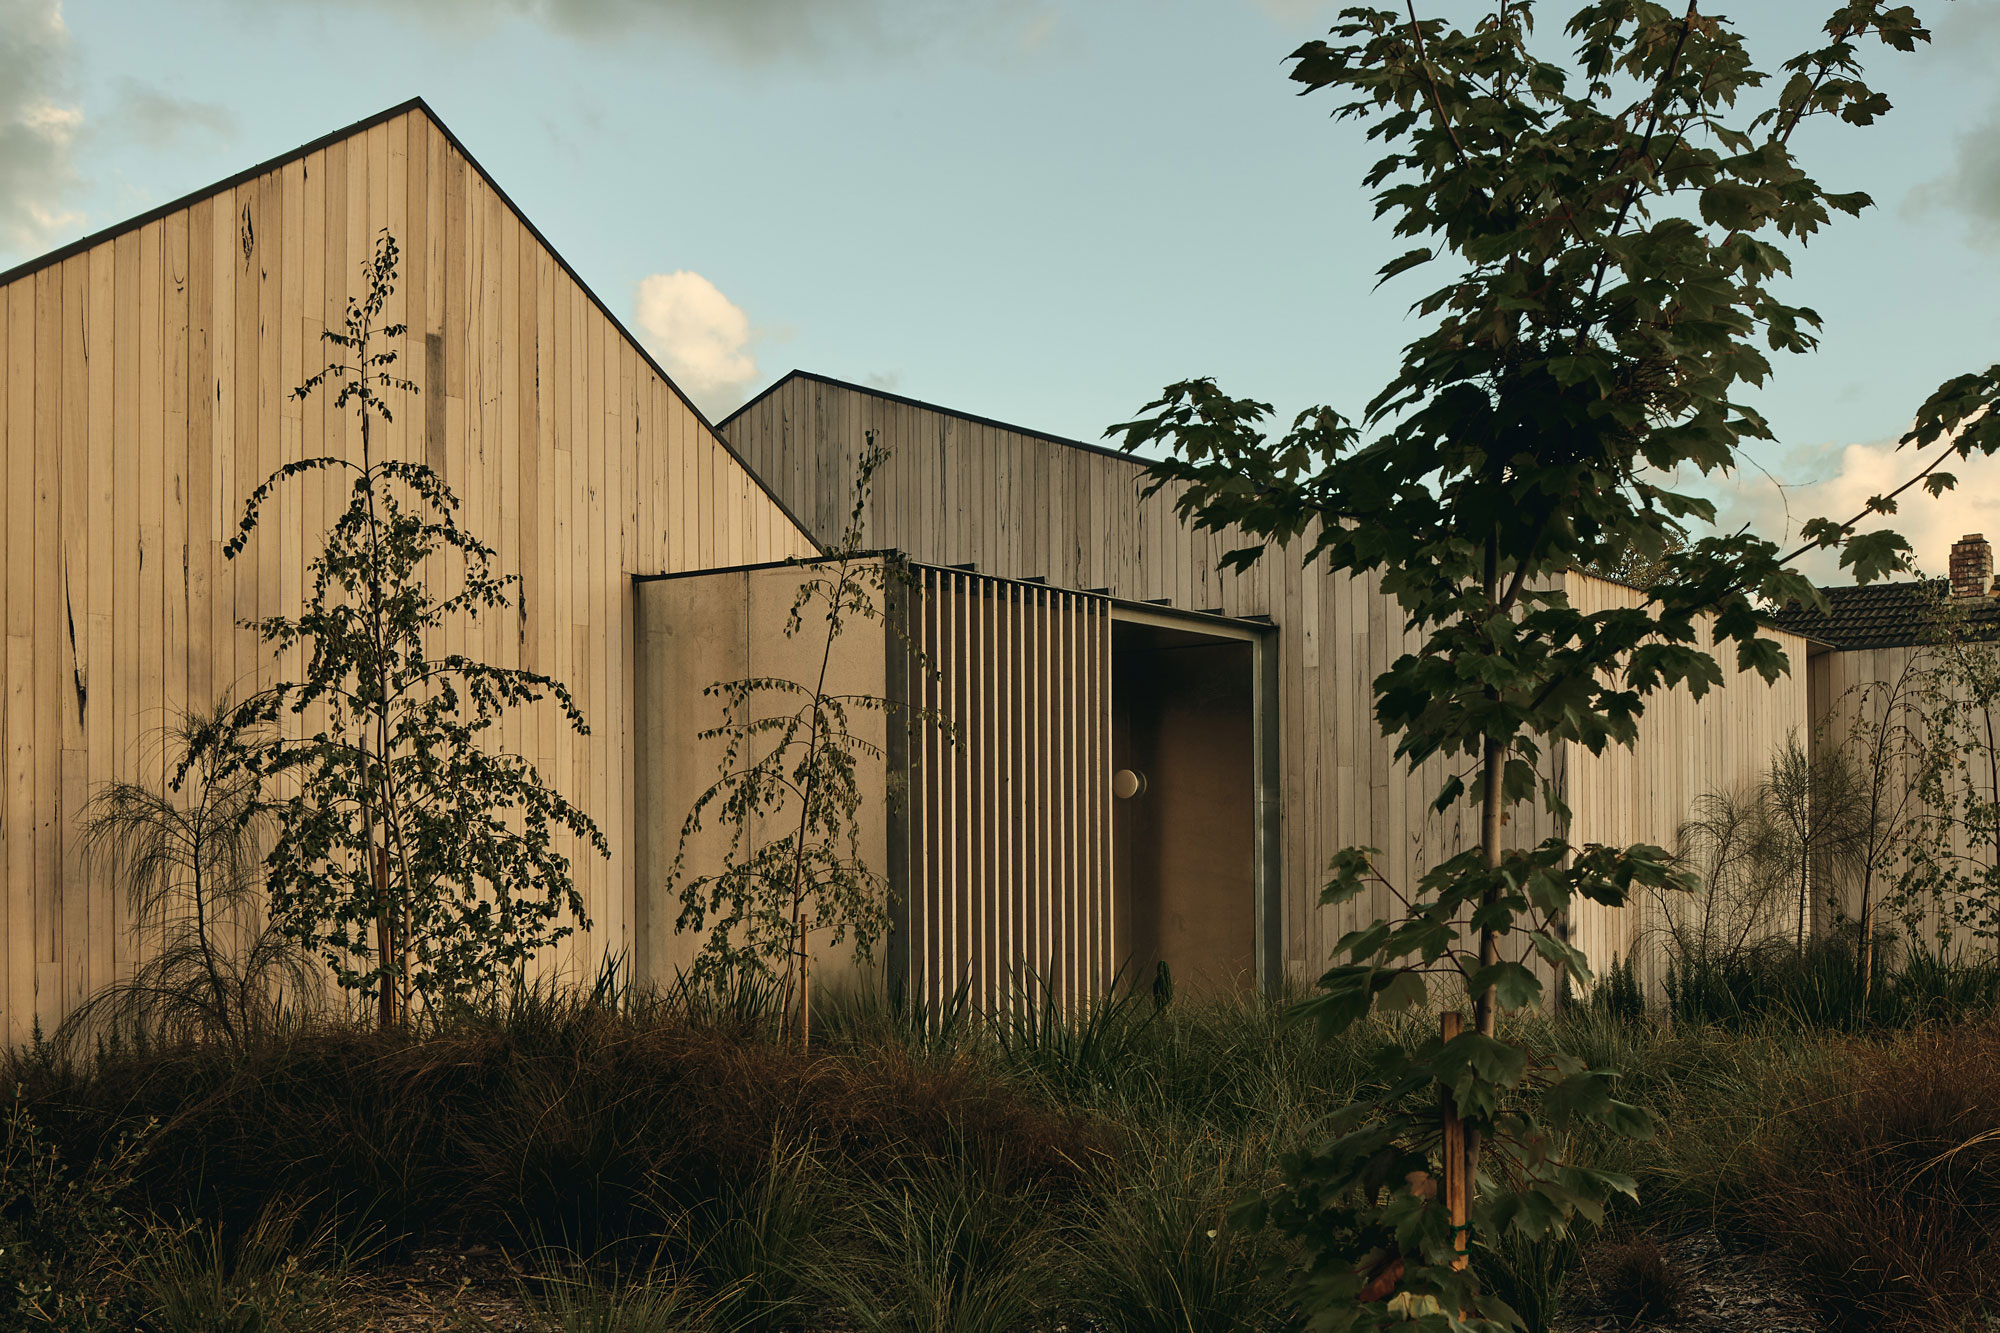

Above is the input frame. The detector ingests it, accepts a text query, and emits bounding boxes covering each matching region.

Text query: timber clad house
[0,100,1946,1040]
[1771,534,2000,949]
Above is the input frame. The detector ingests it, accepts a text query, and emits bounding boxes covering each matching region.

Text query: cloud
[1904,1,2000,246]
[1701,436,2000,584]
[1906,100,2000,249]
[104,79,235,152]
[246,0,1046,65]
[631,271,758,414]
[0,0,84,257]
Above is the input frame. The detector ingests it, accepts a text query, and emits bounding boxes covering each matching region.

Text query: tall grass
[810,1157,1065,1333]
[136,1204,355,1333]
[521,1253,730,1333]
[1075,1133,1292,1333]
[8,952,1999,1332]
[1732,1021,2000,1331]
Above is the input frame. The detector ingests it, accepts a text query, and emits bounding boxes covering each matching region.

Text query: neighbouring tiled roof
[1769,579,2000,650]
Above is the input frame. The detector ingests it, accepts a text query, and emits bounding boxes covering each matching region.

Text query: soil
[1562,1228,1824,1333]
[343,1243,544,1333]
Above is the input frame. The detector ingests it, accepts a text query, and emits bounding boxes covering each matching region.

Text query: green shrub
[136,1203,352,1333]
[683,1134,827,1330]
[1663,933,2000,1031]
[4,998,1109,1257]
[0,1096,152,1331]
[1589,954,1646,1025]
[1473,1225,1585,1333]
[1882,947,2000,1027]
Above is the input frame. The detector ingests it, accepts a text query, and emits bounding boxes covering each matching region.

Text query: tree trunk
[1859,863,1878,1000]
[374,841,396,1030]
[798,923,811,1048]
[189,843,236,1045]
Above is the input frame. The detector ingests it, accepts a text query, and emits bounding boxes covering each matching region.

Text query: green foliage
[218,229,605,1019]
[1893,597,2000,950]
[1663,930,2000,1030]
[990,963,1164,1094]
[0,1097,151,1331]
[673,438,940,1042]
[1664,933,1856,1027]
[1109,4,1998,1327]
[686,1134,827,1331]
[8,980,1999,1330]
[65,703,318,1052]
[0,986,1108,1264]
[1588,955,1644,1026]
[1472,1225,1583,1333]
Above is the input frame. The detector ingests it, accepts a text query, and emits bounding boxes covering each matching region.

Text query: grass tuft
[1581,1234,1687,1327]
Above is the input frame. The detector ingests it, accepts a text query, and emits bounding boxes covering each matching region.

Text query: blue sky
[5,0,1998,577]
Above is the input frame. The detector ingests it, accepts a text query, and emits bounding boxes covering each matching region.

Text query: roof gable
[723,368,1142,468]
[0,98,812,544]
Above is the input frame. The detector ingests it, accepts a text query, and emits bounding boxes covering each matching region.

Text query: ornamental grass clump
[1737,1021,2000,1331]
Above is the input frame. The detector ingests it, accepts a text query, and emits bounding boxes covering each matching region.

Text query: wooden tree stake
[1440,1009,1469,1271]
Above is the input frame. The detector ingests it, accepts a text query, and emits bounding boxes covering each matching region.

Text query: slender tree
[672,438,940,1046]
[67,702,316,1049]
[1117,4,1999,1324]
[1761,729,1870,951]
[1835,657,1931,997]
[1898,593,2000,955]
[220,230,606,1025]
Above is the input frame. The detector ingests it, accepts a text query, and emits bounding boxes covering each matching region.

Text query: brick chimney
[1950,534,1993,598]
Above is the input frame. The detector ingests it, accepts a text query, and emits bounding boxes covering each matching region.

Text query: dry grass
[12,983,2000,1332]
[1582,1234,1689,1326]
[1734,1021,2000,1331]
[5,1000,1112,1261]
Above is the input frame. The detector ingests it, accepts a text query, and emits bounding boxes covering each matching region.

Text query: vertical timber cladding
[0,103,815,1042]
[1558,572,1810,997]
[909,567,1114,1014]
[722,375,1819,998]
[631,562,891,993]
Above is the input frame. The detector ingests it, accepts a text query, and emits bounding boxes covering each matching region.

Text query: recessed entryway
[1111,615,1271,999]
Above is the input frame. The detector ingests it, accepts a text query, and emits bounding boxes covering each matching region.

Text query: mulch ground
[1563,1229,1823,1333]
[343,1243,543,1332]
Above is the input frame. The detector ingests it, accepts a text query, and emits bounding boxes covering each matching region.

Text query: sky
[3,0,1997,581]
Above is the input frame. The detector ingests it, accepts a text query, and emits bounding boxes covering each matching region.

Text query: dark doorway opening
[1112,619,1258,999]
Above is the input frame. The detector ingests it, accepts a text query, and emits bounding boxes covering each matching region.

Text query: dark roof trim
[719,369,1146,468]
[635,553,1273,633]
[0,98,427,289]
[0,97,820,555]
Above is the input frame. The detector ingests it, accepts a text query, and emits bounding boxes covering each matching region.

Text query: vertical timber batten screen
[910,568,1112,1014]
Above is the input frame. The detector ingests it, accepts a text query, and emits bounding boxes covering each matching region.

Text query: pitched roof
[721,369,1145,467]
[0,98,815,546]
[1768,579,2000,650]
